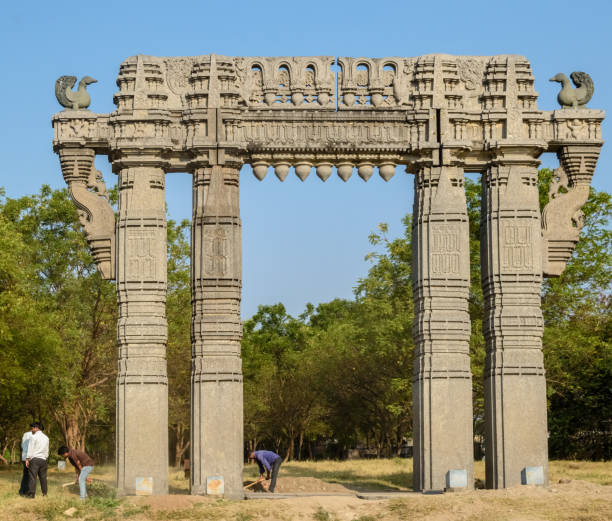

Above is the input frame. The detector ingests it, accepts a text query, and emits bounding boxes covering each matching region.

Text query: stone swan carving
[55,76,97,110]
[549,72,594,108]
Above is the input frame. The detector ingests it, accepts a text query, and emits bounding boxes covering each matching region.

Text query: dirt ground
[0,460,610,520]
[121,476,612,521]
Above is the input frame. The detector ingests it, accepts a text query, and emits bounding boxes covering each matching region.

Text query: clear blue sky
[1,1,610,318]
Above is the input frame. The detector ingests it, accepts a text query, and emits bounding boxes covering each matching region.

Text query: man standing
[250,450,282,493]
[58,445,94,500]
[25,422,49,498]
[18,428,33,496]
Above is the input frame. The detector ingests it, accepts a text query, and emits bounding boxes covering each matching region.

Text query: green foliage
[542,188,611,459]
[313,507,334,521]
[166,218,192,465]
[0,168,609,464]
[242,170,611,461]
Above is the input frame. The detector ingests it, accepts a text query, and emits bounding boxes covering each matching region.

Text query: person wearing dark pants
[27,458,48,497]
[250,450,282,493]
[19,429,32,496]
[25,422,49,498]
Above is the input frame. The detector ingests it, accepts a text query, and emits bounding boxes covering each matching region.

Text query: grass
[0,459,608,520]
[244,457,413,491]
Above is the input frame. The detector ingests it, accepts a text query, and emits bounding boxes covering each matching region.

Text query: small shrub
[313,507,333,521]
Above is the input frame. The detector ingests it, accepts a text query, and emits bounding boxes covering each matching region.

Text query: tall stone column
[481,147,548,488]
[190,163,243,499]
[411,157,474,491]
[115,157,169,495]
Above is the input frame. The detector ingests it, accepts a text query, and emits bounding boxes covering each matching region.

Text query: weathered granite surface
[53,54,603,496]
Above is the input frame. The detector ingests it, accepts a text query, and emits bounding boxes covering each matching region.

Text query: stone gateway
[52,54,604,497]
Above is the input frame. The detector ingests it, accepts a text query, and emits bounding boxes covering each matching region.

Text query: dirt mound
[244,476,353,494]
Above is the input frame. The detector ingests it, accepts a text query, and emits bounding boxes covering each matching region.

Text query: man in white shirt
[18,429,33,496]
[25,422,49,498]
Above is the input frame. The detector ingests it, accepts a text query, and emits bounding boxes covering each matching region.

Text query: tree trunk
[285,437,294,462]
[66,415,82,449]
[173,423,190,468]
[0,438,8,464]
[10,440,17,464]
[297,431,304,461]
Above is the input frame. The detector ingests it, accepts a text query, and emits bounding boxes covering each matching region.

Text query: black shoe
[25,495,35,499]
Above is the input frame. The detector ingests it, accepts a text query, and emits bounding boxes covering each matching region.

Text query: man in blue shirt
[250,450,282,492]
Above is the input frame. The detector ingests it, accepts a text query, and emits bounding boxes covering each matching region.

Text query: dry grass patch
[244,457,413,492]
[0,459,609,520]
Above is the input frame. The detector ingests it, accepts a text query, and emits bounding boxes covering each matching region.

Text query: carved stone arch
[260,59,278,91]
[336,57,353,84]
[304,63,317,87]
[382,60,398,86]
[249,59,265,71]
[249,61,264,87]
[355,61,371,87]
[276,62,292,88]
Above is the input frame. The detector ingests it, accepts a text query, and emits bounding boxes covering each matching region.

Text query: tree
[242,304,324,460]
[166,219,192,467]
[541,187,611,459]
[0,209,63,462]
[0,186,116,455]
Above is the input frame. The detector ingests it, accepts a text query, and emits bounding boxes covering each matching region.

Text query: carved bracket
[541,145,600,277]
[59,148,116,279]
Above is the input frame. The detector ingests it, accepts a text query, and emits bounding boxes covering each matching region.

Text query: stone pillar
[481,147,548,488]
[411,158,474,491]
[190,163,243,499]
[115,158,169,495]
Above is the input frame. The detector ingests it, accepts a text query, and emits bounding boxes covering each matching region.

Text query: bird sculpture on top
[549,72,594,108]
[55,76,97,110]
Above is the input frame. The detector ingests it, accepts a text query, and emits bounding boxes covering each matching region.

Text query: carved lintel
[59,148,116,279]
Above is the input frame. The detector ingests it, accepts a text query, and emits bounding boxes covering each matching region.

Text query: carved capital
[557,144,601,186]
[59,148,115,279]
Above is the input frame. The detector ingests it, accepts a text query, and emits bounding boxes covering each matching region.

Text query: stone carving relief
[165,57,196,107]
[52,54,604,281]
[59,149,115,280]
[127,230,157,281]
[541,167,590,277]
[234,56,335,108]
[338,57,405,109]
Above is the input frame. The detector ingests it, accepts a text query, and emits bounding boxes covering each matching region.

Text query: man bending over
[250,450,282,493]
[58,445,94,500]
